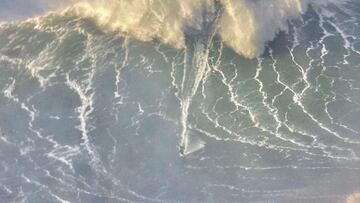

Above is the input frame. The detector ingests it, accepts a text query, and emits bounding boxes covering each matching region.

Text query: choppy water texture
[1,1,360,203]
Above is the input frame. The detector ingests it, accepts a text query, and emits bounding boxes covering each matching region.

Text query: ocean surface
[0,0,360,202]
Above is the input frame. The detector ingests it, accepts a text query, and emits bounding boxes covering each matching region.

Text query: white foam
[68,0,212,49]
[56,0,347,58]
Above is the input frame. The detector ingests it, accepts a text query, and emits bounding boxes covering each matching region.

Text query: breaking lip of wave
[47,0,349,59]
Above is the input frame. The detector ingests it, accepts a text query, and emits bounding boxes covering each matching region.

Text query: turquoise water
[0,2,360,203]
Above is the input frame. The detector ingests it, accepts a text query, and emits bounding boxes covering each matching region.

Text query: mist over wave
[60,0,346,58]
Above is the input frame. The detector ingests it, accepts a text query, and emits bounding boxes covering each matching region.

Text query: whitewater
[0,0,360,202]
[67,0,336,58]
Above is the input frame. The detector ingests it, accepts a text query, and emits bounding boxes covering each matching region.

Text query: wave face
[0,0,360,202]
[67,0,345,58]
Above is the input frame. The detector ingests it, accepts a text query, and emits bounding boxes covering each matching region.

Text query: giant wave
[0,0,360,202]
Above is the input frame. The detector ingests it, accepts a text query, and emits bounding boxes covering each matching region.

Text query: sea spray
[66,0,345,58]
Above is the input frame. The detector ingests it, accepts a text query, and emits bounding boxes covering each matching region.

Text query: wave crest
[69,0,212,49]
[218,0,307,57]
[66,0,339,58]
